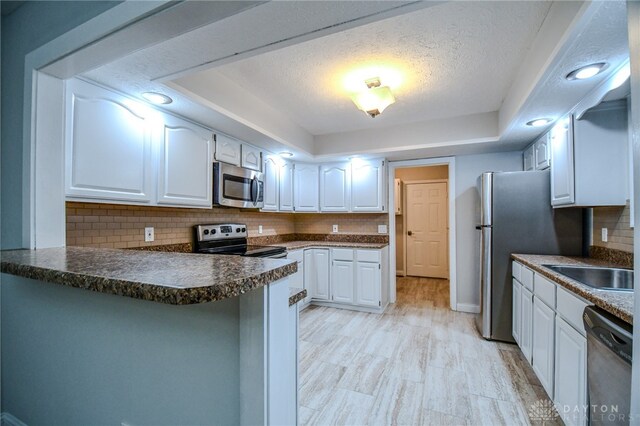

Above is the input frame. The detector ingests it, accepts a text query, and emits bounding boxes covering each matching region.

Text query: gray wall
[454,151,523,308]
[1,1,120,249]
[2,274,241,425]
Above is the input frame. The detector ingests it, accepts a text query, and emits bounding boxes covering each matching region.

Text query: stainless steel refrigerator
[475,170,583,342]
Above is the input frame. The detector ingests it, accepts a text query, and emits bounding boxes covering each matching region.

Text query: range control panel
[195,223,247,242]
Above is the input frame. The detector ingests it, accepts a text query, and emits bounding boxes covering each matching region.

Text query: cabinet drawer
[332,248,354,261]
[534,274,556,308]
[512,261,522,282]
[287,249,304,263]
[356,249,381,263]
[521,266,534,291]
[556,286,589,335]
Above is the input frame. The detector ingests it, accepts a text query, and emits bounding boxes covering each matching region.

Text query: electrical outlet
[144,227,154,242]
[378,224,388,234]
[258,225,263,234]
[332,224,339,233]
[601,227,608,243]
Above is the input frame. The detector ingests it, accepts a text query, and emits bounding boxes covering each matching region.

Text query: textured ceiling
[211,1,552,135]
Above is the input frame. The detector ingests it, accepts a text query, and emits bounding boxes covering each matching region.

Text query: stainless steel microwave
[213,162,264,209]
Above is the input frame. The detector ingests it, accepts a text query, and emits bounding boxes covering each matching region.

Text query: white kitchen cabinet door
[279,162,294,211]
[294,163,319,212]
[512,279,522,345]
[287,250,304,293]
[523,145,535,171]
[532,296,555,398]
[320,163,350,212]
[521,286,533,363]
[156,115,212,207]
[332,260,354,304]
[262,156,280,212]
[394,178,402,215]
[554,317,587,426]
[65,79,153,203]
[550,117,575,206]
[356,261,381,307]
[305,249,329,301]
[534,133,551,170]
[241,144,262,171]
[214,133,241,166]
[351,159,385,212]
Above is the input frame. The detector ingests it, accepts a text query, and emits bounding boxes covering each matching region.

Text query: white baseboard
[456,303,480,313]
[1,413,27,426]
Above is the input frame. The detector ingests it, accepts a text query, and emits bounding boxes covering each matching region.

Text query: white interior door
[405,182,448,278]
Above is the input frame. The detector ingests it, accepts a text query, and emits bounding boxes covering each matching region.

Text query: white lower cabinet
[520,286,533,363]
[305,249,330,301]
[356,261,381,307]
[532,296,555,398]
[332,260,354,304]
[554,316,587,426]
[512,279,521,345]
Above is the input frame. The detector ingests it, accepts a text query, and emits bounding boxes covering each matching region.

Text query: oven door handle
[250,176,259,205]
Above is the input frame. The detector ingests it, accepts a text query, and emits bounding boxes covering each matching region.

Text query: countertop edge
[511,254,633,324]
[289,288,307,306]
[1,255,297,306]
[282,241,388,250]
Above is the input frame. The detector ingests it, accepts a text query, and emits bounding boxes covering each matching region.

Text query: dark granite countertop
[1,247,297,305]
[279,241,388,250]
[512,254,633,324]
[289,287,306,306]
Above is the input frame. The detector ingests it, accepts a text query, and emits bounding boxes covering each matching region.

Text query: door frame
[387,157,456,311]
[403,179,449,279]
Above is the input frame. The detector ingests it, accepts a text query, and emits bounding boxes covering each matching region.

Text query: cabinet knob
[408,231,413,236]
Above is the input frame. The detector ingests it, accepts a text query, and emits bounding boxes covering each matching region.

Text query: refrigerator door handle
[479,226,492,339]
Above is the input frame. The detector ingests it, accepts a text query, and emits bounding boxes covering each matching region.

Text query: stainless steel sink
[543,265,634,291]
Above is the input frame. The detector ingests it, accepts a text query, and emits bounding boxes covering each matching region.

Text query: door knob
[408,231,413,236]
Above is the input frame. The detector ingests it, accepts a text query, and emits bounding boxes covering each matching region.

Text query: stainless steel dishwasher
[583,306,633,425]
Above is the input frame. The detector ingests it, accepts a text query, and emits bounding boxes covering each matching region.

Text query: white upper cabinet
[320,163,351,212]
[156,115,212,207]
[214,133,241,166]
[551,102,628,207]
[242,144,262,171]
[351,159,385,212]
[279,162,294,212]
[534,133,551,170]
[65,79,154,203]
[550,117,575,206]
[262,156,280,212]
[294,163,319,212]
[523,145,535,171]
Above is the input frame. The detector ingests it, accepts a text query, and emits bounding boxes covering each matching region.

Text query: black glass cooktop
[197,244,286,257]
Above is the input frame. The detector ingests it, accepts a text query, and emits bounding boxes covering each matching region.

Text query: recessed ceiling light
[141,92,173,105]
[566,63,608,81]
[279,151,294,158]
[526,118,552,127]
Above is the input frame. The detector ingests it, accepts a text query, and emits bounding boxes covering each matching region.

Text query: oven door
[213,162,264,208]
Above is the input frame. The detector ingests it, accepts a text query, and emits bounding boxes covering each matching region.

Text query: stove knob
[211,229,217,234]
[236,228,241,233]
[203,229,209,235]
[241,227,246,233]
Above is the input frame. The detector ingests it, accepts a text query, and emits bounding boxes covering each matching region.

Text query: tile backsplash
[592,201,633,253]
[66,202,389,249]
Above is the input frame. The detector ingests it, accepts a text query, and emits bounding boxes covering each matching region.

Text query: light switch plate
[378,224,388,234]
[601,227,608,242]
[332,224,338,233]
[144,227,154,242]
[259,225,263,234]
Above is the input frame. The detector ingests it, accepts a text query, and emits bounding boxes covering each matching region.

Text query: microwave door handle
[250,176,258,205]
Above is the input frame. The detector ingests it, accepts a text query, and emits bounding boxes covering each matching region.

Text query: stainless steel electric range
[193,223,287,259]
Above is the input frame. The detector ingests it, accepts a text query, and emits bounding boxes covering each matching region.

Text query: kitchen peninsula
[0,247,304,425]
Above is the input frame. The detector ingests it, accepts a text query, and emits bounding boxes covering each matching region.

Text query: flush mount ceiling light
[141,92,173,105]
[566,62,609,81]
[279,151,294,158]
[350,77,396,118]
[526,118,552,127]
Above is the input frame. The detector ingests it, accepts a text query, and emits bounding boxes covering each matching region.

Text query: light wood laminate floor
[298,277,561,426]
